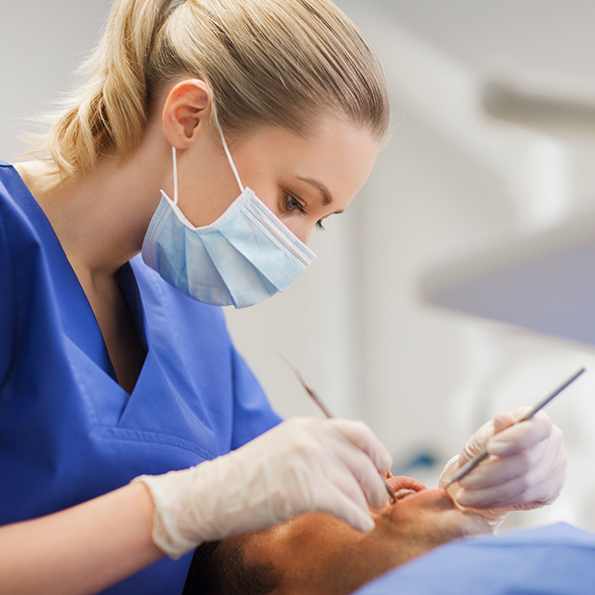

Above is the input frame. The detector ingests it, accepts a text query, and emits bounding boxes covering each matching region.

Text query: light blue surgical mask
[141,120,316,308]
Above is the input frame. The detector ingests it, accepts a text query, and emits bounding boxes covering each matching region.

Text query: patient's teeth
[394,489,416,500]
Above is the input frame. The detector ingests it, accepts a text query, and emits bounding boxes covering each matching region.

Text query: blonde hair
[38,0,390,182]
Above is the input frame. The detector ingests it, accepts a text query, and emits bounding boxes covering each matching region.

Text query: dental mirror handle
[280,353,397,504]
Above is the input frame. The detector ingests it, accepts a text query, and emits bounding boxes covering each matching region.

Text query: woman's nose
[299,222,317,246]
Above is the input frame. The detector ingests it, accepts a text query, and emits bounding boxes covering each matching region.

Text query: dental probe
[280,353,397,504]
[444,367,586,490]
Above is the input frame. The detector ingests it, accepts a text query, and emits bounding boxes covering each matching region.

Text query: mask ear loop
[170,108,243,206]
[212,110,245,194]
[172,146,179,206]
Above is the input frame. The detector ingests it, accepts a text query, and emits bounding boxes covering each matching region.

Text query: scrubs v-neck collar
[5,164,148,386]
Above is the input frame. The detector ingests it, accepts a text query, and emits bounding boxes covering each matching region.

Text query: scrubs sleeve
[0,201,15,389]
[230,346,283,450]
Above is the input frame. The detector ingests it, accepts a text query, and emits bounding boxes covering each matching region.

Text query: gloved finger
[458,420,494,464]
[456,469,557,509]
[459,424,566,510]
[278,445,371,523]
[439,455,461,488]
[330,438,388,509]
[318,453,372,513]
[459,408,531,465]
[329,419,393,472]
[455,445,558,510]
[510,406,534,422]
[313,482,376,532]
[488,411,552,456]
[492,411,518,435]
[459,439,549,490]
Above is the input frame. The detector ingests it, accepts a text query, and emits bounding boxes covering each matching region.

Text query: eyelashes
[284,194,306,214]
[284,193,325,231]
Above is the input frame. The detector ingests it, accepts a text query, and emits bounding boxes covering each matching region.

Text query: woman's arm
[0,416,394,594]
[0,482,162,595]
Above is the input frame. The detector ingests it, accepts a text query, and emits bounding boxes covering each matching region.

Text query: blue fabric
[0,161,282,595]
[354,523,595,595]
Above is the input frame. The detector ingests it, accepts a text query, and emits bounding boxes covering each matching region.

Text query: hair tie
[164,0,186,15]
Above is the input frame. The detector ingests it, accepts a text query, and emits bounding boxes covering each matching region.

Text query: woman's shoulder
[0,161,44,248]
[9,160,59,193]
[0,161,58,323]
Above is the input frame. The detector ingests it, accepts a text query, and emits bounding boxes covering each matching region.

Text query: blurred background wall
[2,0,595,532]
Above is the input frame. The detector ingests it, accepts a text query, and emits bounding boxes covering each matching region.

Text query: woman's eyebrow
[297,177,334,206]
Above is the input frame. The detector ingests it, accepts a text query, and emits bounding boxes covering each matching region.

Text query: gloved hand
[134,417,392,558]
[439,407,566,529]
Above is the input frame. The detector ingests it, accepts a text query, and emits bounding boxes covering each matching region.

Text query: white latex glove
[439,407,566,529]
[134,417,392,558]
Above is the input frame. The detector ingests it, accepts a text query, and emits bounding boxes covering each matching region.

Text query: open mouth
[394,488,418,501]
[388,476,427,503]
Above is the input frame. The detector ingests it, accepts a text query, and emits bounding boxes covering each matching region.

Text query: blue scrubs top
[0,161,282,594]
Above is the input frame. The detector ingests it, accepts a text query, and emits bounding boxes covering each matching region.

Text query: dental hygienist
[0,1,566,594]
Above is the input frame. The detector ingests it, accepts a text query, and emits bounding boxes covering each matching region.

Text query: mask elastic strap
[213,110,245,193]
[172,146,179,206]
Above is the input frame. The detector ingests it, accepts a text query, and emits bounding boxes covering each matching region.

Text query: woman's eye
[283,193,325,231]
[285,194,307,214]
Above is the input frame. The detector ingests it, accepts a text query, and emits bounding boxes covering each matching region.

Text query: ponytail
[41,0,171,179]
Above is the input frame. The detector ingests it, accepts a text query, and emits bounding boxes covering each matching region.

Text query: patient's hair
[183,540,280,595]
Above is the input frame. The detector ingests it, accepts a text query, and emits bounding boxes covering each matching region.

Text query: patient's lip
[388,476,426,503]
[389,476,427,492]
[402,488,447,502]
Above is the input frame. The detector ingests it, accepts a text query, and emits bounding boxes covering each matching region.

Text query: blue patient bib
[355,523,595,595]
[0,161,282,594]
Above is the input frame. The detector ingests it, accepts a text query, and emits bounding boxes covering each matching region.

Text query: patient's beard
[312,510,489,595]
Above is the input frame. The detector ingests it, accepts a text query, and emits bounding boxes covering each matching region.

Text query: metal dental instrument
[444,367,586,489]
[280,353,397,504]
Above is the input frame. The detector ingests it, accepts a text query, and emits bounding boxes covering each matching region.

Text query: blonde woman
[0,1,566,594]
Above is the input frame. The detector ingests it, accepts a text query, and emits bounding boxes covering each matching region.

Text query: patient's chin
[418,509,492,553]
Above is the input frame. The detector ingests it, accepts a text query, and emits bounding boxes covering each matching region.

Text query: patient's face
[214,476,490,595]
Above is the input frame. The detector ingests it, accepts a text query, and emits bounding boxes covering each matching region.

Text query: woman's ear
[162,79,213,149]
